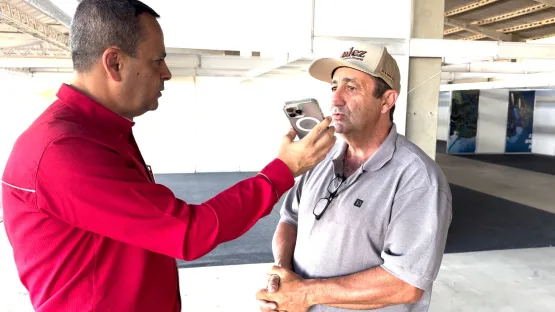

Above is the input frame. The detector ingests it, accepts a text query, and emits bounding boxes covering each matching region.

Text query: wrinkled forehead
[331,67,374,86]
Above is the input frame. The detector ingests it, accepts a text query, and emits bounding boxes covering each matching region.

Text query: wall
[441,89,512,154]
[0,73,69,179]
[0,71,336,176]
[143,0,312,53]
[134,73,333,173]
[144,0,413,135]
[475,90,509,154]
[437,91,450,142]
[533,90,555,156]
[438,89,555,156]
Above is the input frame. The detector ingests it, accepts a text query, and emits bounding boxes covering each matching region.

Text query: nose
[331,86,346,107]
[161,60,172,81]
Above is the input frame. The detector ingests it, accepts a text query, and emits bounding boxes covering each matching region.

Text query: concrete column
[406,0,445,159]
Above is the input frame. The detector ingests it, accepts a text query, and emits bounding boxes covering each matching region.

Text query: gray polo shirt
[279,123,452,312]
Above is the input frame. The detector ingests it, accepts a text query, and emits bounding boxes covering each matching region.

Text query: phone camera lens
[288,113,296,117]
[295,109,303,114]
[286,107,294,112]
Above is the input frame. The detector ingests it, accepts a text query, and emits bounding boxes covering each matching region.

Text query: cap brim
[308,58,371,83]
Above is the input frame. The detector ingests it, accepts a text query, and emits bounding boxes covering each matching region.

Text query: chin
[149,101,159,111]
[332,121,347,133]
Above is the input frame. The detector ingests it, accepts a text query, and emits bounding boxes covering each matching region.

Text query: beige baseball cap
[308,43,401,93]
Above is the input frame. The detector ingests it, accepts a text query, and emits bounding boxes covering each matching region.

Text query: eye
[331,86,337,91]
[348,85,356,91]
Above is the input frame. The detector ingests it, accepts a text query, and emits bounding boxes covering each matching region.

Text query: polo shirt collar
[331,123,398,174]
[56,83,135,136]
[363,124,397,172]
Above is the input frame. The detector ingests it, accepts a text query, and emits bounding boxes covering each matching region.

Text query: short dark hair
[70,0,160,72]
[369,75,394,122]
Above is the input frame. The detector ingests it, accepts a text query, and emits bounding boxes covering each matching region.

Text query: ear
[381,90,398,115]
[101,47,125,82]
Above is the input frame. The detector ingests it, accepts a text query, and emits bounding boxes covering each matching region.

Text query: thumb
[268,274,280,293]
[268,265,287,277]
[282,128,296,144]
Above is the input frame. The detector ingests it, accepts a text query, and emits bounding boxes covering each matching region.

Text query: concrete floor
[2,154,555,311]
[3,239,554,312]
[177,247,555,312]
[436,153,555,215]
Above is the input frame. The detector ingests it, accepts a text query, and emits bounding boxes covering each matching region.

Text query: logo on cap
[380,68,394,81]
[341,47,367,61]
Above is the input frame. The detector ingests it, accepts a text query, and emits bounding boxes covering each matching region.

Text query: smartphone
[283,98,325,139]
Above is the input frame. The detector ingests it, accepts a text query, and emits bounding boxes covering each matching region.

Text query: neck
[343,119,392,161]
[71,73,134,121]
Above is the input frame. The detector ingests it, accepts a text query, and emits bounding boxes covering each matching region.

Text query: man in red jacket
[0,0,336,311]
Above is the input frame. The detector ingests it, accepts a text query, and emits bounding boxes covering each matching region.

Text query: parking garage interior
[1,0,555,311]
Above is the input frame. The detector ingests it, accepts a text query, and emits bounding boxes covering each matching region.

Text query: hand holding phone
[278,98,336,177]
[283,98,325,139]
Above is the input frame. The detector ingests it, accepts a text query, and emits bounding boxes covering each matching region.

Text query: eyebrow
[331,77,359,85]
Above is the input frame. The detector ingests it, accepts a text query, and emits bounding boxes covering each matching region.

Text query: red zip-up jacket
[1,83,294,312]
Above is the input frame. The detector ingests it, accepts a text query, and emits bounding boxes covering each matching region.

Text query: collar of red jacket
[56,83,135,136]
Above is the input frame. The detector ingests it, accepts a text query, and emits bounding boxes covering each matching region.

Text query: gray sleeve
[279,175,306,228]
[380,186,452,291]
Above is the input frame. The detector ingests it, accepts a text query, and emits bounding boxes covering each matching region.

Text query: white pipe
[0,54,201,69]
[440,71,555,81]
[442,61,555,74]
[440,72,555,90]
[410,38,555,59]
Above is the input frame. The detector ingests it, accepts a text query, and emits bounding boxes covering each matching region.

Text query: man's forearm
[272,222,297,269]
[305,266,423,309]
[320,303,388,310]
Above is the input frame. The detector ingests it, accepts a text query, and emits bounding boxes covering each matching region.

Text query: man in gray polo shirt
[256,43,452,312]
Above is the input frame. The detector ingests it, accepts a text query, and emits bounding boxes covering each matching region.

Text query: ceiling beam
[0,67,31,76]
[444,4,549,35]
[23,0,71,27]
[242,53,300,80]
[533,0,555,7]
[445,0,503,17]
[528,32,555,40]
[0,1,69,51]
[0,46,70,57]
[409,38,555,59]
[500,16,555,33]
[464,15,555,40]
[440,71,555,90]
[445,17,513,41]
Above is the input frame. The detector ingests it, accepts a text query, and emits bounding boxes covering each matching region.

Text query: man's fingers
[258,299,277,311]
[303,116,332,142]
[314,126,337,151]
[268,265,287,277]
[256,288,269,301]
[267,274,280,293]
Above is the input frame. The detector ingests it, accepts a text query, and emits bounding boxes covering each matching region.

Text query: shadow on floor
[436,140,555,175]
[446,184,555,253]
[155,171,555,269]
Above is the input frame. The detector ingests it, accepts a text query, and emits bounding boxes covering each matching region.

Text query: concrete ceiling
[4,0,555,87]
[444,0,555,41]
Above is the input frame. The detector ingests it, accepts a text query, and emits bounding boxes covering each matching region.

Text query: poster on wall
[505,90,535,153]
[447,90,480,154]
